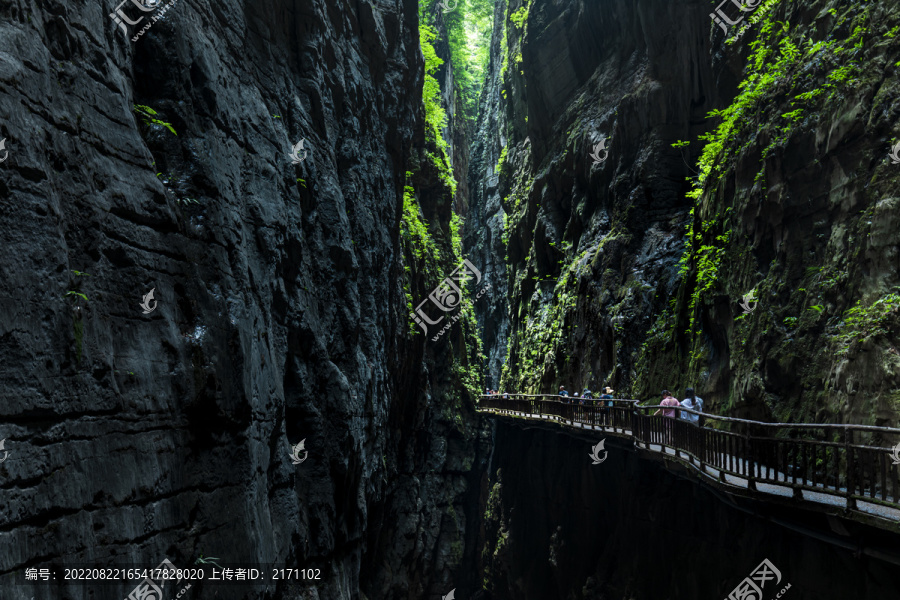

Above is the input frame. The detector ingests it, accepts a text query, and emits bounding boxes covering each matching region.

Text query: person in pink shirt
[654,390,680,417]
[653,390,680,444]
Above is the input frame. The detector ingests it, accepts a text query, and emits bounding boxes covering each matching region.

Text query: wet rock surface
[0,0,487,598]
[469,0,900,421]
[469,0,725,395]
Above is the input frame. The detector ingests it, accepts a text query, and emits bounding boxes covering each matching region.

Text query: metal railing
[478,394,900,515]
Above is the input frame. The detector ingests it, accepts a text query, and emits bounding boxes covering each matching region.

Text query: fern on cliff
[419,25,458,196]
[420,25,449,147]
[650,1,884,392]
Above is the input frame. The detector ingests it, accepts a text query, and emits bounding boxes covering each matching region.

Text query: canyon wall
[470,0,900,429]
[0,0,487,598]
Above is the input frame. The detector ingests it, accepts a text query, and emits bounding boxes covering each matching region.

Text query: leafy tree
[421,0,495,124]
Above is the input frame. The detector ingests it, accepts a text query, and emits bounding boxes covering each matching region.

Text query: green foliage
[401,173,440,268]
[834,292,900,357]
[419,25,458,196]
[133,105,177,136]
[400,171,442,335]
[454,356,482,405]
[510,6,528,30]
[437,0,495,122]
[496,145,508,173]
[70,270,91,277]
[688,18,805,197]
[656,4,874,383]
[499,13,509,85]
[450,212,464,262]
[420,25,448,145]
[500,260,579,391]
[65,291,88,302]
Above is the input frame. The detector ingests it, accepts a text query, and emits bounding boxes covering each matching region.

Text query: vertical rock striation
[469,0,900,426]
[0,0,487,598]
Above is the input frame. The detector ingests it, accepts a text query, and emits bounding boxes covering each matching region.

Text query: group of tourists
[554,384,705,425]
[652,388,704,423]
[557,385,616,406]
[484,385,705,426]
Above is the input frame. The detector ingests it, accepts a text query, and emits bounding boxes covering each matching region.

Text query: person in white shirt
[681,388,703,424]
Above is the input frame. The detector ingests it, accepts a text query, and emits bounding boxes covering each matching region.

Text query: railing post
[844,427,856,510]
[746,431,756,491]
[698,418,706,471]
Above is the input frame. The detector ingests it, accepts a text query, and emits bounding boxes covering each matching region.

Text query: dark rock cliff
[466,0,900,597]
[469,0,727,396]
[470,0,900,429]
[0,0,487,598]
[464,0,511,389]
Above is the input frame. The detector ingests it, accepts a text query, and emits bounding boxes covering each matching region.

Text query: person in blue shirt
[681,388,704,424]
[598,386,614,421]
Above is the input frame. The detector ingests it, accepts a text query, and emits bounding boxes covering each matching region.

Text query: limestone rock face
[471,0,900,425]
[0,1,487,598]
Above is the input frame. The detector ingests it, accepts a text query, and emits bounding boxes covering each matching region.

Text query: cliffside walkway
[477,394,900,531]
